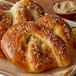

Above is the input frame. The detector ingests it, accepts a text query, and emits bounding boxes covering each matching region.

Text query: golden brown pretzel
[0,0,13,10]
[36,15,73,54]
[0,0,44,58]
[10,0,44,24]
[1,15,73,72]
[0,9,12,57]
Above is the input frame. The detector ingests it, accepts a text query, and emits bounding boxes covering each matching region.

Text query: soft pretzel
[0,0,13,10]
[0,0,44,58]
[0,9,12,57]
[36,15,73,54]
[1,15,73,72]
[10,0,44,24]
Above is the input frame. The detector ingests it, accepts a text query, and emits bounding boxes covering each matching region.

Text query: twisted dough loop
[36,15,73,54]
[1,15,72,72]
[0,9,12,57]
[0,0,44,58]
[10,0,44,24]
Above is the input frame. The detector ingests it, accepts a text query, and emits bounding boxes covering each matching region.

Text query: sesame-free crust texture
[1,15,73,73]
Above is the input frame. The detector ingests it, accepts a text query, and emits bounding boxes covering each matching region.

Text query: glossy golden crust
[10,0,44,24]
[0,0,13,57]
[36,15,73,54]
[0,0,44,58]
[36,15,73,67]
[0,9,12,57]
[0,1,13,10]
[1,15,73,72]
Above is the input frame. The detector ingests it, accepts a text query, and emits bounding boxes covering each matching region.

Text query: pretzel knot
[1,15,73,73]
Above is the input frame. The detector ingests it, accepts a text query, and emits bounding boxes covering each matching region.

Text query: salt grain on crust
[65,28,70,39]
[17,26,23,30]
[63,24,66,26]
[59,50,63,54]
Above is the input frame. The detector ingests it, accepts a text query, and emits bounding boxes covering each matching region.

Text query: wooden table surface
[5,0,76,22]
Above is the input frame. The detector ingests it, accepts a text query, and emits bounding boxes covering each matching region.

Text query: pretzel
[36,15,73,54]
[0,9,12,57]
[1,15,73,72]
[10,0,44,24]
[0,0,44,58]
